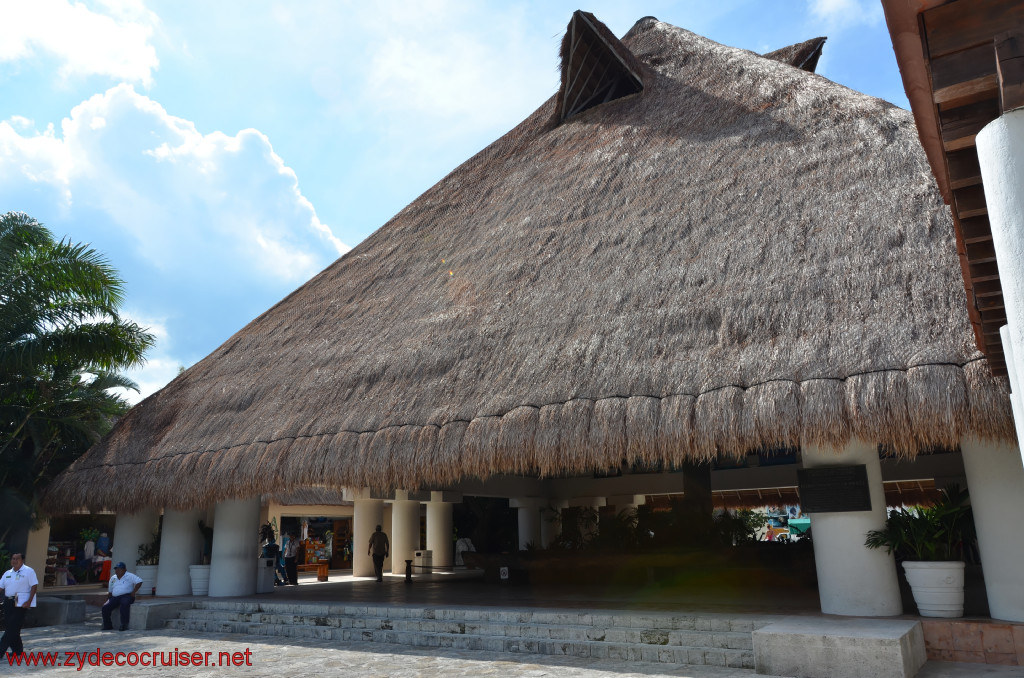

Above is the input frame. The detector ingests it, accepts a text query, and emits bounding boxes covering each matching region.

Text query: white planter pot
[903,560,965,618]
[188,564,211,596]
[134,565,158,596]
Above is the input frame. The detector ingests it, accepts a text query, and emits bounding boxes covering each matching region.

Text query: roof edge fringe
[42,360,1012,514]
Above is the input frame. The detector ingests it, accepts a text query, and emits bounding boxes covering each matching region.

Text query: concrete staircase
[165,600,778,668]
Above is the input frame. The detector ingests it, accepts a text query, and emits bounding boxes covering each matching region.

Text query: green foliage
[137,530,161,566]
[714,509,769,545]
[587,507,640,552]
[78,527,100,543]
[259,522,277,543]
[0,212,154,549]
[865,486,974,561]
[634,499,716,549]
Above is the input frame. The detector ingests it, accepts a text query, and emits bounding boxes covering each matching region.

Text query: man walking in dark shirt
[367,525,389,582]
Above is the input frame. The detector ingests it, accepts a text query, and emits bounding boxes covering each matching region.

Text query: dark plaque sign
[797,465,872,513]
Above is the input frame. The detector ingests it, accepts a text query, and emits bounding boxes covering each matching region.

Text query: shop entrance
[280,516,353,570]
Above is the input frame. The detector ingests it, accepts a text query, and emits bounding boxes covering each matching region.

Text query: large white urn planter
[903,561,965,618]
[188,564,211,596]
[134,565,158,596]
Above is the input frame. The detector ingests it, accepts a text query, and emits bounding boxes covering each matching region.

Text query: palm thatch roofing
[46,13,1013,513]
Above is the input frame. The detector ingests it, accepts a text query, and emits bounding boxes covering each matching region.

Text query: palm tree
[0,212,154,550]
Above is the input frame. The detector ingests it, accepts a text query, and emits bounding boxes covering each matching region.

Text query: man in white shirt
[0,553,38,658]
[101,562,143,631]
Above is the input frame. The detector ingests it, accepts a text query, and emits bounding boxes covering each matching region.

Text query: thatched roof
[45,13,1013,513]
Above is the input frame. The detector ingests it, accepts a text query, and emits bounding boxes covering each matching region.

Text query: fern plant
[865,485,973,561]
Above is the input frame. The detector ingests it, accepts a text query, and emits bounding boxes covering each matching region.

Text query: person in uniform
[0,553,38,658]
[101,562,143,631]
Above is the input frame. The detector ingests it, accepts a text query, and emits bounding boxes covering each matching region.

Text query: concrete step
[168,601,775,668]
[174,608,754,649]
[164,617,754,667]
[190,600,765,631]
[176,608,753,647]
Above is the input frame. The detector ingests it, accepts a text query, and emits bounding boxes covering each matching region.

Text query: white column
[112,508,159,569]
[352,496,383,578]
[208,497,260,597]
[509,498,544,550]
[427,491,457,570]
[391,491,420,575]
[540,500,569,548]
[979,110,1024,448]
[1000,326,1024,467]
[156,508,206,595]
[25,522,50,590]
[960,437,1024,621]
[802,439,902,616]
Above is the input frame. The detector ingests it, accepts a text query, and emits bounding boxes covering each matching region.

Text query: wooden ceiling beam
[930,43,996,90]
[934,74,998,110]
[996,32,1024,111]
[973,280,1004,296]
[924,0,1024,59]
[954,184,989,219]
[977,294,1005,311]
[940,98,1002,147]
[947,148,983,190]
[966,240,997,262]
[959,215,991,241]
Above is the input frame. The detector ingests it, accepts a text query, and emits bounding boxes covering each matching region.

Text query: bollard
[405,559,413,582]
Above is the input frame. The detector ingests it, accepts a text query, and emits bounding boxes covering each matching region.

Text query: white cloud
[0,0,159,85]
[0,117,73,204]
[270,1,557,142]
[21,84,348,283]
[0,85,348,397]
[809,0,883,30]
[113,311,181,404]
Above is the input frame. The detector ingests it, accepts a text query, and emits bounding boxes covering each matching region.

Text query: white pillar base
[802,440,902,616]
[961,438,1024,622]
[208,498,260,597]
[156,508,206,595]
[427,492,455,569]
[353,497,384,578]
[391,492,420,575]
[112,509,160,570]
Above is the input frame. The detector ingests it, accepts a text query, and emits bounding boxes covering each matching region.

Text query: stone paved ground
[11,622,754,677]
[7,620,1024,677]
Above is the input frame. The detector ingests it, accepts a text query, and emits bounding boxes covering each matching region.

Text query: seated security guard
[101,562,143,631]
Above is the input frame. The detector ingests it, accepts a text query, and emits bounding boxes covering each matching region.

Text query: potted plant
[865,485,974,617]
[135,531,160,596]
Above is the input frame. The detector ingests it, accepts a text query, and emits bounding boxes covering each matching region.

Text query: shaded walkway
[193,567,822,615]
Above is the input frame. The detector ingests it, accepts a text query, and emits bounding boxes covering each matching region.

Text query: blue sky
[0,0,904,401]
